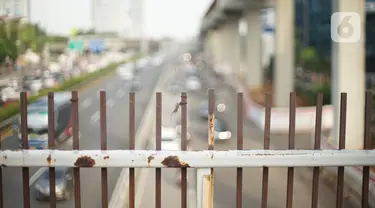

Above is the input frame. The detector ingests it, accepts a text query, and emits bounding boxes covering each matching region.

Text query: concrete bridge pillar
[331,0,365,149]
[274,0,295,107]
[245,10,263,89]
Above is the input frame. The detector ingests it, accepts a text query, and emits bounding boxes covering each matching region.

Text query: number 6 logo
[331,12,361,43]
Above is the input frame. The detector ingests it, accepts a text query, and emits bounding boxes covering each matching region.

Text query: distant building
[0,0,29,20]
[92,0,144,38]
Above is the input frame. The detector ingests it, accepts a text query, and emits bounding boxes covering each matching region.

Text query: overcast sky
[30,0,212,39]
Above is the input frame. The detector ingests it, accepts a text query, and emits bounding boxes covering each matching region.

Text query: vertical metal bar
[361,91,372,208]
[48,92,56,208]
[155,92,162,208]
[208,89,215,150]
[207,89,215,208]
[286,92,296,208]
[311,93,323,208]
[336,93,347,208]
[129,92,135,208]
[100,91,108,208]
[0,109,3,208]
[261,92,271,208]
[71,91,81,208]
[181,92,188,208]
[236,93,243,208]
[20,91,30,208]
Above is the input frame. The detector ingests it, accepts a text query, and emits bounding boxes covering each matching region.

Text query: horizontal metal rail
[1,149,375,168]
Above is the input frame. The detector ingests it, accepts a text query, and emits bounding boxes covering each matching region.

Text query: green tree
[0,38,17,62]
[300,47,331,75]
[0,20,49,63]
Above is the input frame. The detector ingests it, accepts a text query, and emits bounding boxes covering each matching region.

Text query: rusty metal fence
[0,89,374,208]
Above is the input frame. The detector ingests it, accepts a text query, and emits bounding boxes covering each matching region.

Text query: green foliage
[296,83,331,105]
[300,47,331,75]
[0,38,17,61]
[0,21,49,63]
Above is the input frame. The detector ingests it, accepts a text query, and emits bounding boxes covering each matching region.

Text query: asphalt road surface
[1,60,166,207]
[137,66,358,208]
[136,68,196,208]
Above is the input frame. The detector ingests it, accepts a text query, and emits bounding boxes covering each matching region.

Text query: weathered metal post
[197,168,211,208]
[196,89,215,208]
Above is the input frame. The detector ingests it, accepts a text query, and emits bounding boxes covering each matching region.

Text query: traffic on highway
[1,51,169,207]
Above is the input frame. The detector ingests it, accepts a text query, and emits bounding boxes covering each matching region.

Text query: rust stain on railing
[74,155,96,167]
[161,155,190,167]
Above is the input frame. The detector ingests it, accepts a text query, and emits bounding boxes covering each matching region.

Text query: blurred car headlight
[55,184,65,194]
[218,131,231,140]
[35,183,49,194]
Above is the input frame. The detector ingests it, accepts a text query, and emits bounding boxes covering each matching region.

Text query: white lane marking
[116,89,125,98]
[81,98,92,109]
[91,111,100,123]
[107,99,115,108]
[29,168,47,185]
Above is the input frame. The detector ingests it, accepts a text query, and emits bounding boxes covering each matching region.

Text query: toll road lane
[187,74,358,208]
[2,62,165,208]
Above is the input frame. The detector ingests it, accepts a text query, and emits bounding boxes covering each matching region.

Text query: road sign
[88,39,105,53]
[68,40,84,52]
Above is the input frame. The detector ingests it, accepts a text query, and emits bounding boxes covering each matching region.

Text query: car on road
[13,92,75,149]
[151,56,163,66]
[159,126,181,151]
[23,74,43,93]
[185,76,201,91]
[9,77,19,90]
[157,126,192,150]
[29,78,43,94]
[42,71,57,89]
[126,77,142,91]
[0,85,19,103]
[51,72,66,86]
[70,68,81,78]
[34,167,73,201]
[185,66,200,78]
[117,65,134,80]
[167,80,184,94]
[213,118,231,141]
[199,100,224,119]
[137,58,149,68]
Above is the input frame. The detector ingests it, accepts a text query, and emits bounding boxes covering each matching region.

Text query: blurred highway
[137,65,359,208]
[136,67,196,208]
[1,58,166,207]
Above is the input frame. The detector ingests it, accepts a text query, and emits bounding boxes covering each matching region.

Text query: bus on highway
[12,92,75,149]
